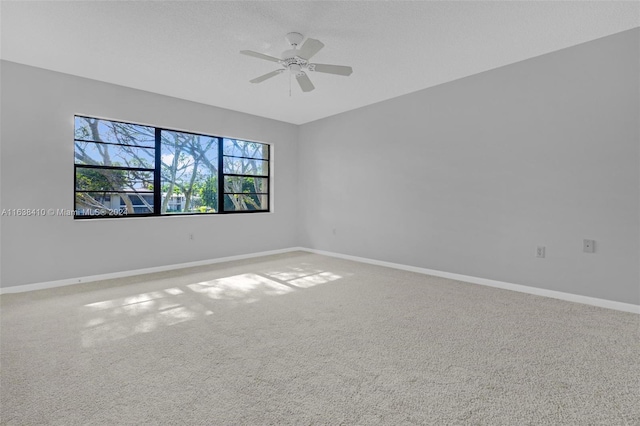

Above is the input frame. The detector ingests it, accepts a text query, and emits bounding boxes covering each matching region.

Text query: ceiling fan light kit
[240,32,353,93]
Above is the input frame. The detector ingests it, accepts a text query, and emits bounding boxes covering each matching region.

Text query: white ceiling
[1,1,638,125]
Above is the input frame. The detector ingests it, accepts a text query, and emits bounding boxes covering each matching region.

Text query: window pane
[75,192,153,216]
[223,157,268,176]
[224,176,268,194]
[224,194,268,211]
[160,131,219,214]
[74,116,155,147]
[74,141,155,168]
[223,138,268,159]
[76,168,154,192]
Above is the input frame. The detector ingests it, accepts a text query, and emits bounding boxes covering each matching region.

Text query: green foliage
[76,168,126,191]
[200,176,218,211]
[242,177,254,193]
[161,183,182,194]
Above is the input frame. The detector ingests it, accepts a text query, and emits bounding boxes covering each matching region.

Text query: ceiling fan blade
[250,69,284,84]
[240,50,281,63]
[296,72,315,92]
[310,63,353,76]
[297,38,324,60]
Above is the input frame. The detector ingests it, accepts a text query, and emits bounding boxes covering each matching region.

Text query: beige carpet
[1,251,638,425]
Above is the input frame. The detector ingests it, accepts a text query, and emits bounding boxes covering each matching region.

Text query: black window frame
[221,138,270,214]
[74,115,271,219]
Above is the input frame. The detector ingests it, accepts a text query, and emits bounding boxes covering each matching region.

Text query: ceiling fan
[240,32,353,93]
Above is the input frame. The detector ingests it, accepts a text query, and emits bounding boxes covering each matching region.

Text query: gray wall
[2,29,638,305]
[298,29,639,304]
[0,61,299,288]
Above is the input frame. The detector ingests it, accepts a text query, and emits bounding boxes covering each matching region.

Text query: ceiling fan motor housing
[282,55,309,72]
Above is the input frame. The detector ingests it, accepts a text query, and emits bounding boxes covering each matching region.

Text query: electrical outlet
[536,246,545,258]
[583,239,595,253]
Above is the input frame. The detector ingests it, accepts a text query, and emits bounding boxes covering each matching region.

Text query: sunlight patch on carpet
[81,289,198,347]
[187,273,293,299]
[80,264,345,347]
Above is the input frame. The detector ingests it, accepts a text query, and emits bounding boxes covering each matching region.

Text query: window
[74,116,270,218]
[222,138,269,211]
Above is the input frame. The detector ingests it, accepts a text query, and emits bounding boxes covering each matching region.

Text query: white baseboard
[2,245,638,314]
[0,247,303,295]
[300,248,640,314]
